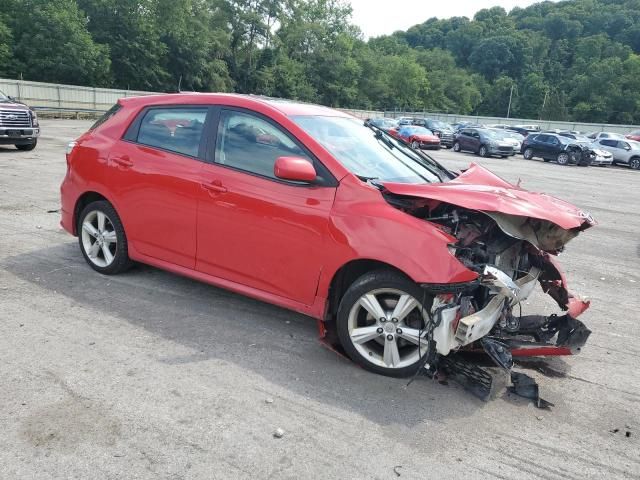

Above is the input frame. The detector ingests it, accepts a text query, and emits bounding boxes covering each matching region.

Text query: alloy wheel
[346,288,429,369]
[630,158,640,170]
[557,152,570,165]
[81,210,118,268]
[411,140,419,149]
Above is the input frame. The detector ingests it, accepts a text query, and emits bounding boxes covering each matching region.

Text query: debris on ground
[265,398,274,404]
[509,372,554,409]
[393,465,402,476]
[273,428,285,438]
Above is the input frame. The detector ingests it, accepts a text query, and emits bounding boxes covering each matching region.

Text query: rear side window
[90,104,121,130]
[136,107,207,157]
[600,139,617,147]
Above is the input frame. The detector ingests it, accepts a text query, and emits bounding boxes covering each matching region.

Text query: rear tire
[523,148,534,160]
[337,270,432,378]
[16,139,37,151]
[77,200,131,275]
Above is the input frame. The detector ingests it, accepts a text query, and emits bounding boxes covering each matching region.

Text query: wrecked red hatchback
[60,94,593,380]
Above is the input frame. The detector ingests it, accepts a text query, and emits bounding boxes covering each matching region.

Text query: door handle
[112,155,133,168]
[201,180,227,194]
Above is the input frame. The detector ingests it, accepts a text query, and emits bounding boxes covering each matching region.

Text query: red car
[388,125,441,150]
[61,94,593,378]
[626,130,640,142]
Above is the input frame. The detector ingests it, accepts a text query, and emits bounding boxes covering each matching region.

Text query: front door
[107,106,209,268]
[195,108,336,305]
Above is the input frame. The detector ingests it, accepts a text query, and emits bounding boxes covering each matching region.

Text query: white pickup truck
[0,89,40,151]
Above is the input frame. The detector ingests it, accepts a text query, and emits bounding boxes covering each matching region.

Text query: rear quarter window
[90,104,122,130]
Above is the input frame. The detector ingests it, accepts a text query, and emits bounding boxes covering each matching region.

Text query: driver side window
[215,110,311,179]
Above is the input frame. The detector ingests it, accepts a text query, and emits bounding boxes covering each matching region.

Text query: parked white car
[587,132,626,142]
[593,138,640,170]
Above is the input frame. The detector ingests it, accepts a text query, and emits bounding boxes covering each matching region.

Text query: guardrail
[2,78,638,133]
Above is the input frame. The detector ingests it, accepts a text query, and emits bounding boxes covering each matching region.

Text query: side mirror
[7,95,15,101]
[274,156,316,183]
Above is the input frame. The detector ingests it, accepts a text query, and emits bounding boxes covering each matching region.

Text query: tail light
[66,141,77,165]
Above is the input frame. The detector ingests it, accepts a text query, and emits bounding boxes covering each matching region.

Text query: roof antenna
[177,75,182,93]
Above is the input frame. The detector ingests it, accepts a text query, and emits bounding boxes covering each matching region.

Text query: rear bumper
[0,127,40,144]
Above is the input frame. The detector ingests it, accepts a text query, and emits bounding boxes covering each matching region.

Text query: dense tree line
[1,0,640,123]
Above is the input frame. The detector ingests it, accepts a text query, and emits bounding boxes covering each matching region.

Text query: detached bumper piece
[503,314,592,357]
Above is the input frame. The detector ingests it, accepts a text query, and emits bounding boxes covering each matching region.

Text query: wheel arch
[73,191,113,235]
[321,259,413,344]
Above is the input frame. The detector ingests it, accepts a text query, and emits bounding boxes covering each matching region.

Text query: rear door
[108,106,210,268]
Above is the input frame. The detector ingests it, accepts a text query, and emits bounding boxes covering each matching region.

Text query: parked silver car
[594,138,640,170]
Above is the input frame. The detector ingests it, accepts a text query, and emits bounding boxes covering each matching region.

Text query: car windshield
[483,130,502,139]
[292,116,451,184]
[429,120,451,130]
[400,126,433,136]
[371,118,398,129]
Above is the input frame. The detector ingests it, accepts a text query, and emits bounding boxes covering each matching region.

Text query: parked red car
[388,125,441,150]
[61,94,593,378]
[626,130,640,142]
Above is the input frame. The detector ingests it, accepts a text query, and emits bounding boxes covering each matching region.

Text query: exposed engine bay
[382,187,594,402]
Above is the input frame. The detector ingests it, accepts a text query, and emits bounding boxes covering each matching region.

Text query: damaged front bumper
[426,261,591,359]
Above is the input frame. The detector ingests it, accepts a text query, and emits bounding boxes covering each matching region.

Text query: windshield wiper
[365,123,452,182]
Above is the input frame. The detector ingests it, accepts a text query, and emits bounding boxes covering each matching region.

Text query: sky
[348,0,555,38]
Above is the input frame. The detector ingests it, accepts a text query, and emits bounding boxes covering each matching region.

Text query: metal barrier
[2,78,638,133]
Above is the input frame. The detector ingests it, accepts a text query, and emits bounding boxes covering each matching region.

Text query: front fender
[316,176,478,299]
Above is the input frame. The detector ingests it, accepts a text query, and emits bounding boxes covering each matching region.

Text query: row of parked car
[366,116,640,170]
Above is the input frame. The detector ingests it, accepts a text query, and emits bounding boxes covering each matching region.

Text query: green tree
[0,13,12,76]
[6,0,110,85]
[78,0,170,90]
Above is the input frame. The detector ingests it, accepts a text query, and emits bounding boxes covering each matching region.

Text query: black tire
[77,200,131,275]
[523,148,534,160]
[630,157,640,170]
[501,155,508,158]
[336,270,432,378]
[15,139,37,151]
[479,145,489,157]
[452,142,461,152]
[411,140,420,150]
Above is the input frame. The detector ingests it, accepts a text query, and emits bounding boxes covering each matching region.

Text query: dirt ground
[1,120,639,479]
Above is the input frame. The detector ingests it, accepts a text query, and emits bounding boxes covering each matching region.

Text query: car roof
[118,93,353,118]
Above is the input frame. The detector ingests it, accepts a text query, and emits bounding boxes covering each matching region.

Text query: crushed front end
[381,176,595,389]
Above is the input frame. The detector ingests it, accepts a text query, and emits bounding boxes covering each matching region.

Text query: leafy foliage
[2,0,640,123]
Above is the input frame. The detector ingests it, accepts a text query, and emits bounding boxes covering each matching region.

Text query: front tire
[523,148,534,160]
[630,157,640,170]
[16,139,37,151]
[557,152,570,165]
[452,142,461,152]
[411,140,420,149]
[77,200,131,275]
[479,145,489,157]
[336,270,432,378]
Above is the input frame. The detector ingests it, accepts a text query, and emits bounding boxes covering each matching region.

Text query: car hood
[0,100,29,108]
[381,163,595,232]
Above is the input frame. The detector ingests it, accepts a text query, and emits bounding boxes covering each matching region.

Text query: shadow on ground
[3,242,487,428]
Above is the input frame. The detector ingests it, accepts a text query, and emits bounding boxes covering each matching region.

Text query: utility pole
[506,84,514,118]
[540,90,549,120]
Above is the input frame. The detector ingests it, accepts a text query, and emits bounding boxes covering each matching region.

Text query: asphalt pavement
[1,120,639,479]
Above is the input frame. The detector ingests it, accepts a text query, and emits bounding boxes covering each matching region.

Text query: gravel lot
[1,120,639,479]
